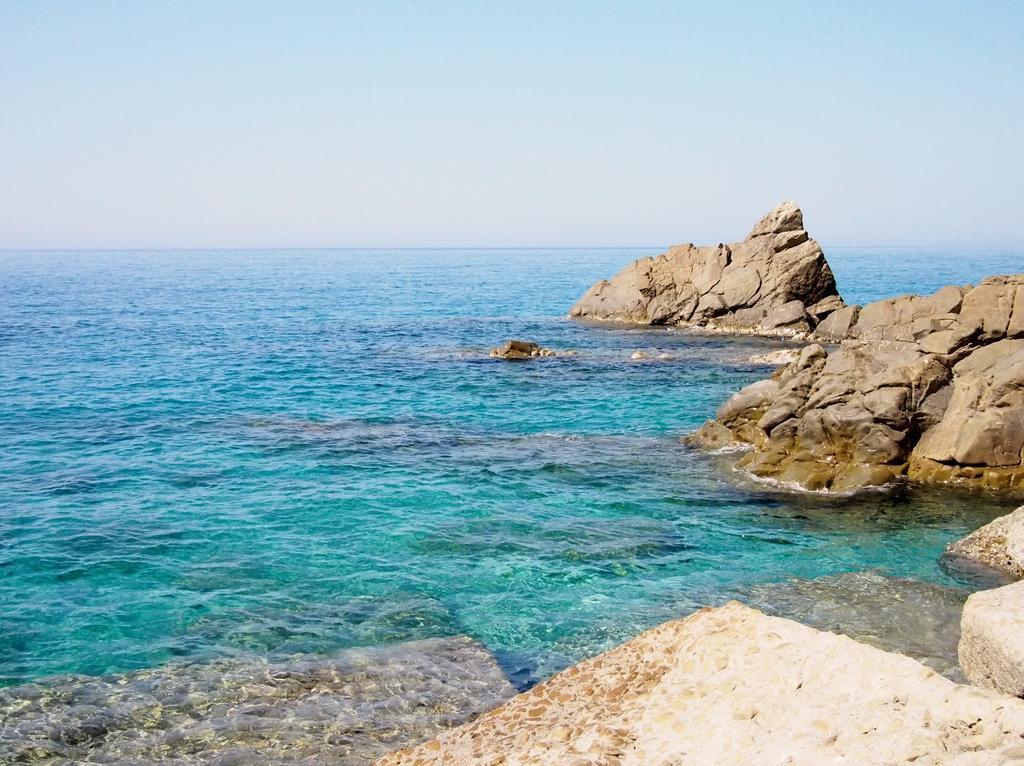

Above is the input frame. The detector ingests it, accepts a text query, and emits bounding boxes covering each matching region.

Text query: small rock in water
[630,350,673,361]
[489,339,559,359]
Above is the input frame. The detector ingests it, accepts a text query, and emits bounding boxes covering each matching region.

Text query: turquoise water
[2,246,1022,688]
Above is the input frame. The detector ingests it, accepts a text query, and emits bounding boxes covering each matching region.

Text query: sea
[1,246,1023,761]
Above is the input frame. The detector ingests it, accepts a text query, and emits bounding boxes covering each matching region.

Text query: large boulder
[569,202,843,335]
[911,339,1024,487]
[947,507,1024,580]
[960,580,1024,697]
[377,602,1024,765]
[690,275,1024,491]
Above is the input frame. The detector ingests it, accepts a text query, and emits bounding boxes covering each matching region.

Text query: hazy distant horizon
[2,1,1021,250]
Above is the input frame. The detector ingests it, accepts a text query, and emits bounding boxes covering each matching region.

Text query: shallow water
[1,245,1022,700]
[0,635,513,764]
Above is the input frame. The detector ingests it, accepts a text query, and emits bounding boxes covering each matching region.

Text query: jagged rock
[947,507,1024,579]
[813,275,1024,352]
[911,339,1024,484]
[489,339,558,359]
[960,580,1024,697]
[692,275,1024,491]
[377,602,1024,766]
[569,202,843,335]
[813,303,859,341]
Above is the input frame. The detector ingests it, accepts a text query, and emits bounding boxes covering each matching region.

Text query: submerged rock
[489,339,560,359]
[689,276,1024,491]
[960,580,1024,697]
[0,636,514,765]
[377,602,1024,765]
[569,202,843,336]
[744,571,966,679]
[947,506,1024,579]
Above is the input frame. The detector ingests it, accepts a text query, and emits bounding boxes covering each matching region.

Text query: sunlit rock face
[687,275,1024,491]
[960,580,1024,697]
[569,202,843,336]
[0,636,515,765]
[377,602,1024,766]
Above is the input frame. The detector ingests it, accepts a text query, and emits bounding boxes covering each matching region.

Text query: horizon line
[2,243,1024,254]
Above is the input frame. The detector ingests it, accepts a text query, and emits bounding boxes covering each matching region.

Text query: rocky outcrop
[947,507,1024,579]
[489,339,558,359]
[569,202,843,335]
[815,275,1024,349]
[378,602,1024,765]
[689,275,1024,491]
[960,580,1024,697]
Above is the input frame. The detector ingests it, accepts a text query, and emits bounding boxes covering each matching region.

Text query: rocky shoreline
[377,208,1024,764]
[381,509,1024,765]
[572,201,1024,493]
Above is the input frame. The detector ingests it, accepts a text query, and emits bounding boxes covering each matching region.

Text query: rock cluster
[690,275,1024,491]
[377,602,1024,766]
[489,339,559,359]
[569,202,844,336]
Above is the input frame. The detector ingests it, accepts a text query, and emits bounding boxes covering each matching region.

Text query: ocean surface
[2,245,1023,697]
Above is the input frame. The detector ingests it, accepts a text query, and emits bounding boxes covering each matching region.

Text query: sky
[1,1,1021,249]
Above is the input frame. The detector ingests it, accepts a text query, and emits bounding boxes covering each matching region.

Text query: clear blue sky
[1,1,1021,249]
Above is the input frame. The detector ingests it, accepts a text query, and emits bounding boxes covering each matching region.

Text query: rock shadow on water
[0,636,515,765]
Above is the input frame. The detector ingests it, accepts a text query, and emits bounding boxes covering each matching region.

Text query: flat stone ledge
[378,602,1024,766]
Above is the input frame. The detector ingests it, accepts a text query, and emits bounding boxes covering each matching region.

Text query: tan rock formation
[960,580,1024,697]
[947,507,1024,579]
[690,276,1024,491]
[569,202,843,335]
[377,602,1024,766]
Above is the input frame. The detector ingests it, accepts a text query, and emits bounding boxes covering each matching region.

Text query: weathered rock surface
[489,339,559,359]
[569,202,843,335]
[960,580,1024,697]
[947,506,1024,579]
[377,602,1024,766]
[689,275,1024,491]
